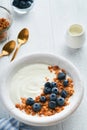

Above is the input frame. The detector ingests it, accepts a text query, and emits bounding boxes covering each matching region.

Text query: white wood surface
[0,0,87,129]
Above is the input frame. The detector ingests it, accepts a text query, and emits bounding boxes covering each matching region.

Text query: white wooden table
[0,0,87,130]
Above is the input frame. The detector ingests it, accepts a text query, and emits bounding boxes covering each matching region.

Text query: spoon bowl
[17,28,29,45]
[0,40,16,58]
[11,28,29,61]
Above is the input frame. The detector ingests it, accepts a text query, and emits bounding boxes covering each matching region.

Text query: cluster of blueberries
[26,72,69,112]
[12,0,34,9]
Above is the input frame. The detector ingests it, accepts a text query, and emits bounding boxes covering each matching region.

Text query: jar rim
[68,24,84,37]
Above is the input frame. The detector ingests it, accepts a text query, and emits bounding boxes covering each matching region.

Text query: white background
[0,0,87,130]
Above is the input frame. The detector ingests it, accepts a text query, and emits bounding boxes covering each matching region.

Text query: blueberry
[50,93,57,101]
[48,101,56,109]
[63,80,69,87]
[58,72,66,80]
[44,87,52,94]
[26,97,34,106]
[18,0,27,9]
[60,90,68,98]
[51,82,57,88]
[56,97,65,106]
[29,0,34,3]
[26,1,31,8]
[12,0,19,7]
[44,82,51,88]
[52,87,58,94]
[32,103,41,112]
[40,96,46,102]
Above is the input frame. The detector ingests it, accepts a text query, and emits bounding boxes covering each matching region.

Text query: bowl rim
[0,53,84,126]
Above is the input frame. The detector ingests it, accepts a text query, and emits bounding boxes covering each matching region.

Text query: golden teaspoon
[0,40,16,58]
[11,28,29,61]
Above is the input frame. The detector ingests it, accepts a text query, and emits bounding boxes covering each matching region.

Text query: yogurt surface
[10,64,55,104]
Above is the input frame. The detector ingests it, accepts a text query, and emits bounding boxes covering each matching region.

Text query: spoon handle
[0,53,4,58]
[11,45,20,61]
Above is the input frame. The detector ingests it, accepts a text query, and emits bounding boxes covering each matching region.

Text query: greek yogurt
[10,64,55,104]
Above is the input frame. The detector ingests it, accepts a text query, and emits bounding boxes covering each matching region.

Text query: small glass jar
[0,6,12,43]
[11,0,34,14]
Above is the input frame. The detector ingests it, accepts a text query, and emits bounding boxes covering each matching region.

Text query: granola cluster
[0,18,10,31]
[0,18,10,42]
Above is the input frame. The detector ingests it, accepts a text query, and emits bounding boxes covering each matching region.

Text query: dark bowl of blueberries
[11,0,34,14]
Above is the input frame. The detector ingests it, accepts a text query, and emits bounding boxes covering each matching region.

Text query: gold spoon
[11,28,29,61]
[0,40,16,58]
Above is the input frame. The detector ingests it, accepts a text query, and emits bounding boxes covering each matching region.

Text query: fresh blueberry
[44,87,52,94]
[26,97,34,106]
[29,0,34,3]
[40,96,46,102]
[32,103,41,112]
[60,90,68,98]
[58,72,66,80]
[44,82,51,88]
[12,0,19,7]
[56,97,65,106]
[51,82,57,88]
[18,0,27,9]
[48,101,56,109]
[63,80,69,87]
[50,93,57,101]
[52,87,58,94]
[26,1,31,8]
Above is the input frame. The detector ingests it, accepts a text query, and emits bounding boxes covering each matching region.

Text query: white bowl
[0,53,84,126]
[11,0,34,14]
